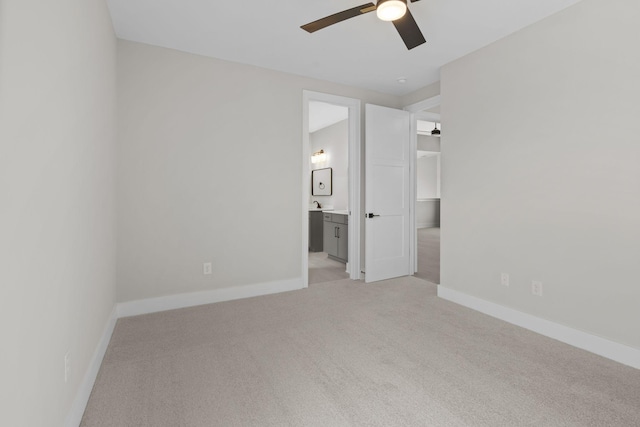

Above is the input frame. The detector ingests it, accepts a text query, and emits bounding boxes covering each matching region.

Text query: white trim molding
[404,95,441,114]
[409,111,417,274]
[437,285,640,370]
[117,278,304,318]
[414,111,441,123]
[65,306,118,427]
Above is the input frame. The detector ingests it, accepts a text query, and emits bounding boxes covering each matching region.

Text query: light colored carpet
[415,227,440,284]
[308,251,349,285]
[81,277,640,426]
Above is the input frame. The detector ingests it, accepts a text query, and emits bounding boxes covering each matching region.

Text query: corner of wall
[65,305,118,427]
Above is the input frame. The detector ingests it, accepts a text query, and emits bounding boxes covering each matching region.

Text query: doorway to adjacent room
[302,92,361,286]
[406,96,442,284]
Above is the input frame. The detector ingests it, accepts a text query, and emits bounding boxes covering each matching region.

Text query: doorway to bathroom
[302,91,361,286]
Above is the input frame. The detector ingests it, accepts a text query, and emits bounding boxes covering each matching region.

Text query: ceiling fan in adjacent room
[301,0,426,50]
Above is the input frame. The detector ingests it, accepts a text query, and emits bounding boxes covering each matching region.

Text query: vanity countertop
[326,210,348,215]
[309,204,333,212]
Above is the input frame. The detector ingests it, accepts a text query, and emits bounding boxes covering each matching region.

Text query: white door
[365,104,412,283]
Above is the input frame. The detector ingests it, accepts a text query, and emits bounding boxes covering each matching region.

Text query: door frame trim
[302,91,362,286]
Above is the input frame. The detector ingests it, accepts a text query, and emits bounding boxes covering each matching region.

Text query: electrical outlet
[203,262,212,275]
[64,352,70,383]
[500,273,510,287]
[532,280,543,296]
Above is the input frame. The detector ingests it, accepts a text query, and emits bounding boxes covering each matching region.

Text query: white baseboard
[66,278,306,426]
[117,278,305,318]
[65,306,118,427]
[437,285,640,370]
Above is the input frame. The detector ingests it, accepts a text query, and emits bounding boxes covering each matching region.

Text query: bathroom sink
[309,204,333,212]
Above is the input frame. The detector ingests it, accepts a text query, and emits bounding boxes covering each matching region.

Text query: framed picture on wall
[311,168,332,196]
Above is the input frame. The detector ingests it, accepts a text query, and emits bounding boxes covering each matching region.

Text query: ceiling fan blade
[410,0,422,2]
[301,3,376,33]
[392,8,426,50]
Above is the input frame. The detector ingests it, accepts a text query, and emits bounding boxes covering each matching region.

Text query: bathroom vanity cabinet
[323,212,348,263]
[308,211,324,252]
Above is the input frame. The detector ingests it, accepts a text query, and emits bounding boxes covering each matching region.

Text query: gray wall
[416,200,441,229]
[416,153,440,228]
[401,81,441,107]
[117,40,400,302]
[417,134,441,153]
[0,0,117,425]
[417,155,439,199]
[440,0,640,349]
[310,119,349,210]
[416,135,441,228]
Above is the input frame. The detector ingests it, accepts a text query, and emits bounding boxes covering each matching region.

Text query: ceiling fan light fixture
[376,0,407,22]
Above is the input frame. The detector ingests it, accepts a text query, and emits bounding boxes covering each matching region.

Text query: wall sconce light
[311,149,327,164]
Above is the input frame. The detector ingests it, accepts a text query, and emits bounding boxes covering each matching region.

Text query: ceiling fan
[301,0,426,50]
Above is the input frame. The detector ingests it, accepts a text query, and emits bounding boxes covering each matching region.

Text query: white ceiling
[106,0,582,96]
[309,102,349,133]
